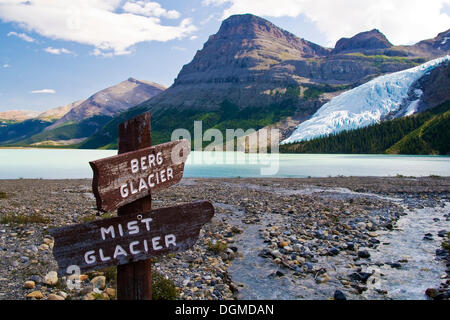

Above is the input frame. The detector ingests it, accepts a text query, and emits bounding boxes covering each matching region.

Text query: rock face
[144,14,332,113]
[333,29,393,54]
[409,58,450,113]
[47,78,165,130]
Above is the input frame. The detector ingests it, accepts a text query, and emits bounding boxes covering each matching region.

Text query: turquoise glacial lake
[0,149,449,179]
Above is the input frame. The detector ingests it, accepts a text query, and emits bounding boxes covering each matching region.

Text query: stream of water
[220,190,449,300]
[362,203,449,300]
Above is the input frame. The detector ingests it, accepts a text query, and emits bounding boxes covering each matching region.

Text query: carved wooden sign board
[90,139,190,212]
[50,201,214,275]
[50,112,214,300]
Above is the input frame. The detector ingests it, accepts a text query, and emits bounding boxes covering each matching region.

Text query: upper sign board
[90,139,190,212]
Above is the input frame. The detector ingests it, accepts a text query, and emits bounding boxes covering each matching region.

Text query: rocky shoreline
[0,177,448,300]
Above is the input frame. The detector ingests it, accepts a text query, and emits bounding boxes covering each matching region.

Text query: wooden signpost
[50,112,215,300]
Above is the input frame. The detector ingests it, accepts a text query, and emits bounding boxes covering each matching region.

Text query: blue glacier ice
[282,55,450,144]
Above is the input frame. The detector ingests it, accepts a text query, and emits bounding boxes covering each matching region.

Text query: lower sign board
[50,201,214,276]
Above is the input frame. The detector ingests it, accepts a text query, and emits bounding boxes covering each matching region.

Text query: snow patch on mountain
[282,55,450,144]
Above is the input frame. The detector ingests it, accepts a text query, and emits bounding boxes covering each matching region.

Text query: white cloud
[190,35,198,40]
[0,1,196,56]
[44,47,74,55]
[3,64,9,68]
[171,46,186,51]
[30,89,56,94]
[123,1,180,19]
[204,0,450,46]
[7,31,35,42]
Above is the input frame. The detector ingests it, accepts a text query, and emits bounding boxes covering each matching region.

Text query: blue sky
[0,0,449,112]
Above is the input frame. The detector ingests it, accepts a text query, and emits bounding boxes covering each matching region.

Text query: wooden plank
[49,201,215,276]
[116,112,153,300]
[90,138,190,212]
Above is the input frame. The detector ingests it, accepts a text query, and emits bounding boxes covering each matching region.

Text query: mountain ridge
[81,14,449,150]
[2,14,449,153]
[47,78,166,130]
[0,78,166,146]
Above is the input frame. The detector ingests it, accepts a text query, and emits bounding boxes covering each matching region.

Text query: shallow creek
[217,186,448,300]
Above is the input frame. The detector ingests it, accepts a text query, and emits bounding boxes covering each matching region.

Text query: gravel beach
[0,177,448,300]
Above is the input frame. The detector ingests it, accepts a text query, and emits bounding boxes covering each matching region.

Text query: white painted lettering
[156,152,163,165]
[165,234,177,247]
[131,159,139,173]
[120,184,129,198]
[130,181,138,194]
[101,226,115,240]
[127,220,139,235]
[167,167,173,180]
[129,241,140,255]
[148,154,156,167]
[141,218,153,231]
[138,178,148,192]
[152,237,163,250]
[99,249,111,262]
[140,156,148,171]
[84,251,96,264]
[148,174,155,187]
[113,245,128,259]
[118,224,124,237]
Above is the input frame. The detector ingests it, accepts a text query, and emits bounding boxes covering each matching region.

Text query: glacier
[282,55,450,144]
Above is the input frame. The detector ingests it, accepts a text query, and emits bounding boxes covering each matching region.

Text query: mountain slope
[47,78,165,130]
[37,100,83,121]
[2,78,166,147]
[282,56,450,144]
[387,108,450,155]
[0,119,53,144]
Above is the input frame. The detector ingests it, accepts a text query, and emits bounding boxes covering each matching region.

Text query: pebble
[357,250,371,259]
[425,288,439,299]
[91,276,106,290]
[26,291,44,299]
[44,271,58,286]
[334,290,347,300]
[316,273,331,283]
[48,294,65,300]
[23,281,35,289]
[105,288,116,297]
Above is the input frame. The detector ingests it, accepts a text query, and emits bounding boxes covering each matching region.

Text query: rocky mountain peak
[173,14,329,87]
[214,14,294,40]
[334,29,393,53]
[415,29,450,52]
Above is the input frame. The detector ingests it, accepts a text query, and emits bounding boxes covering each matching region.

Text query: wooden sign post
[117,112,153,300]
[50,112,214,300]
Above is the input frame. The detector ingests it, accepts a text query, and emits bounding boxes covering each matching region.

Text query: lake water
[0,148,449,179]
